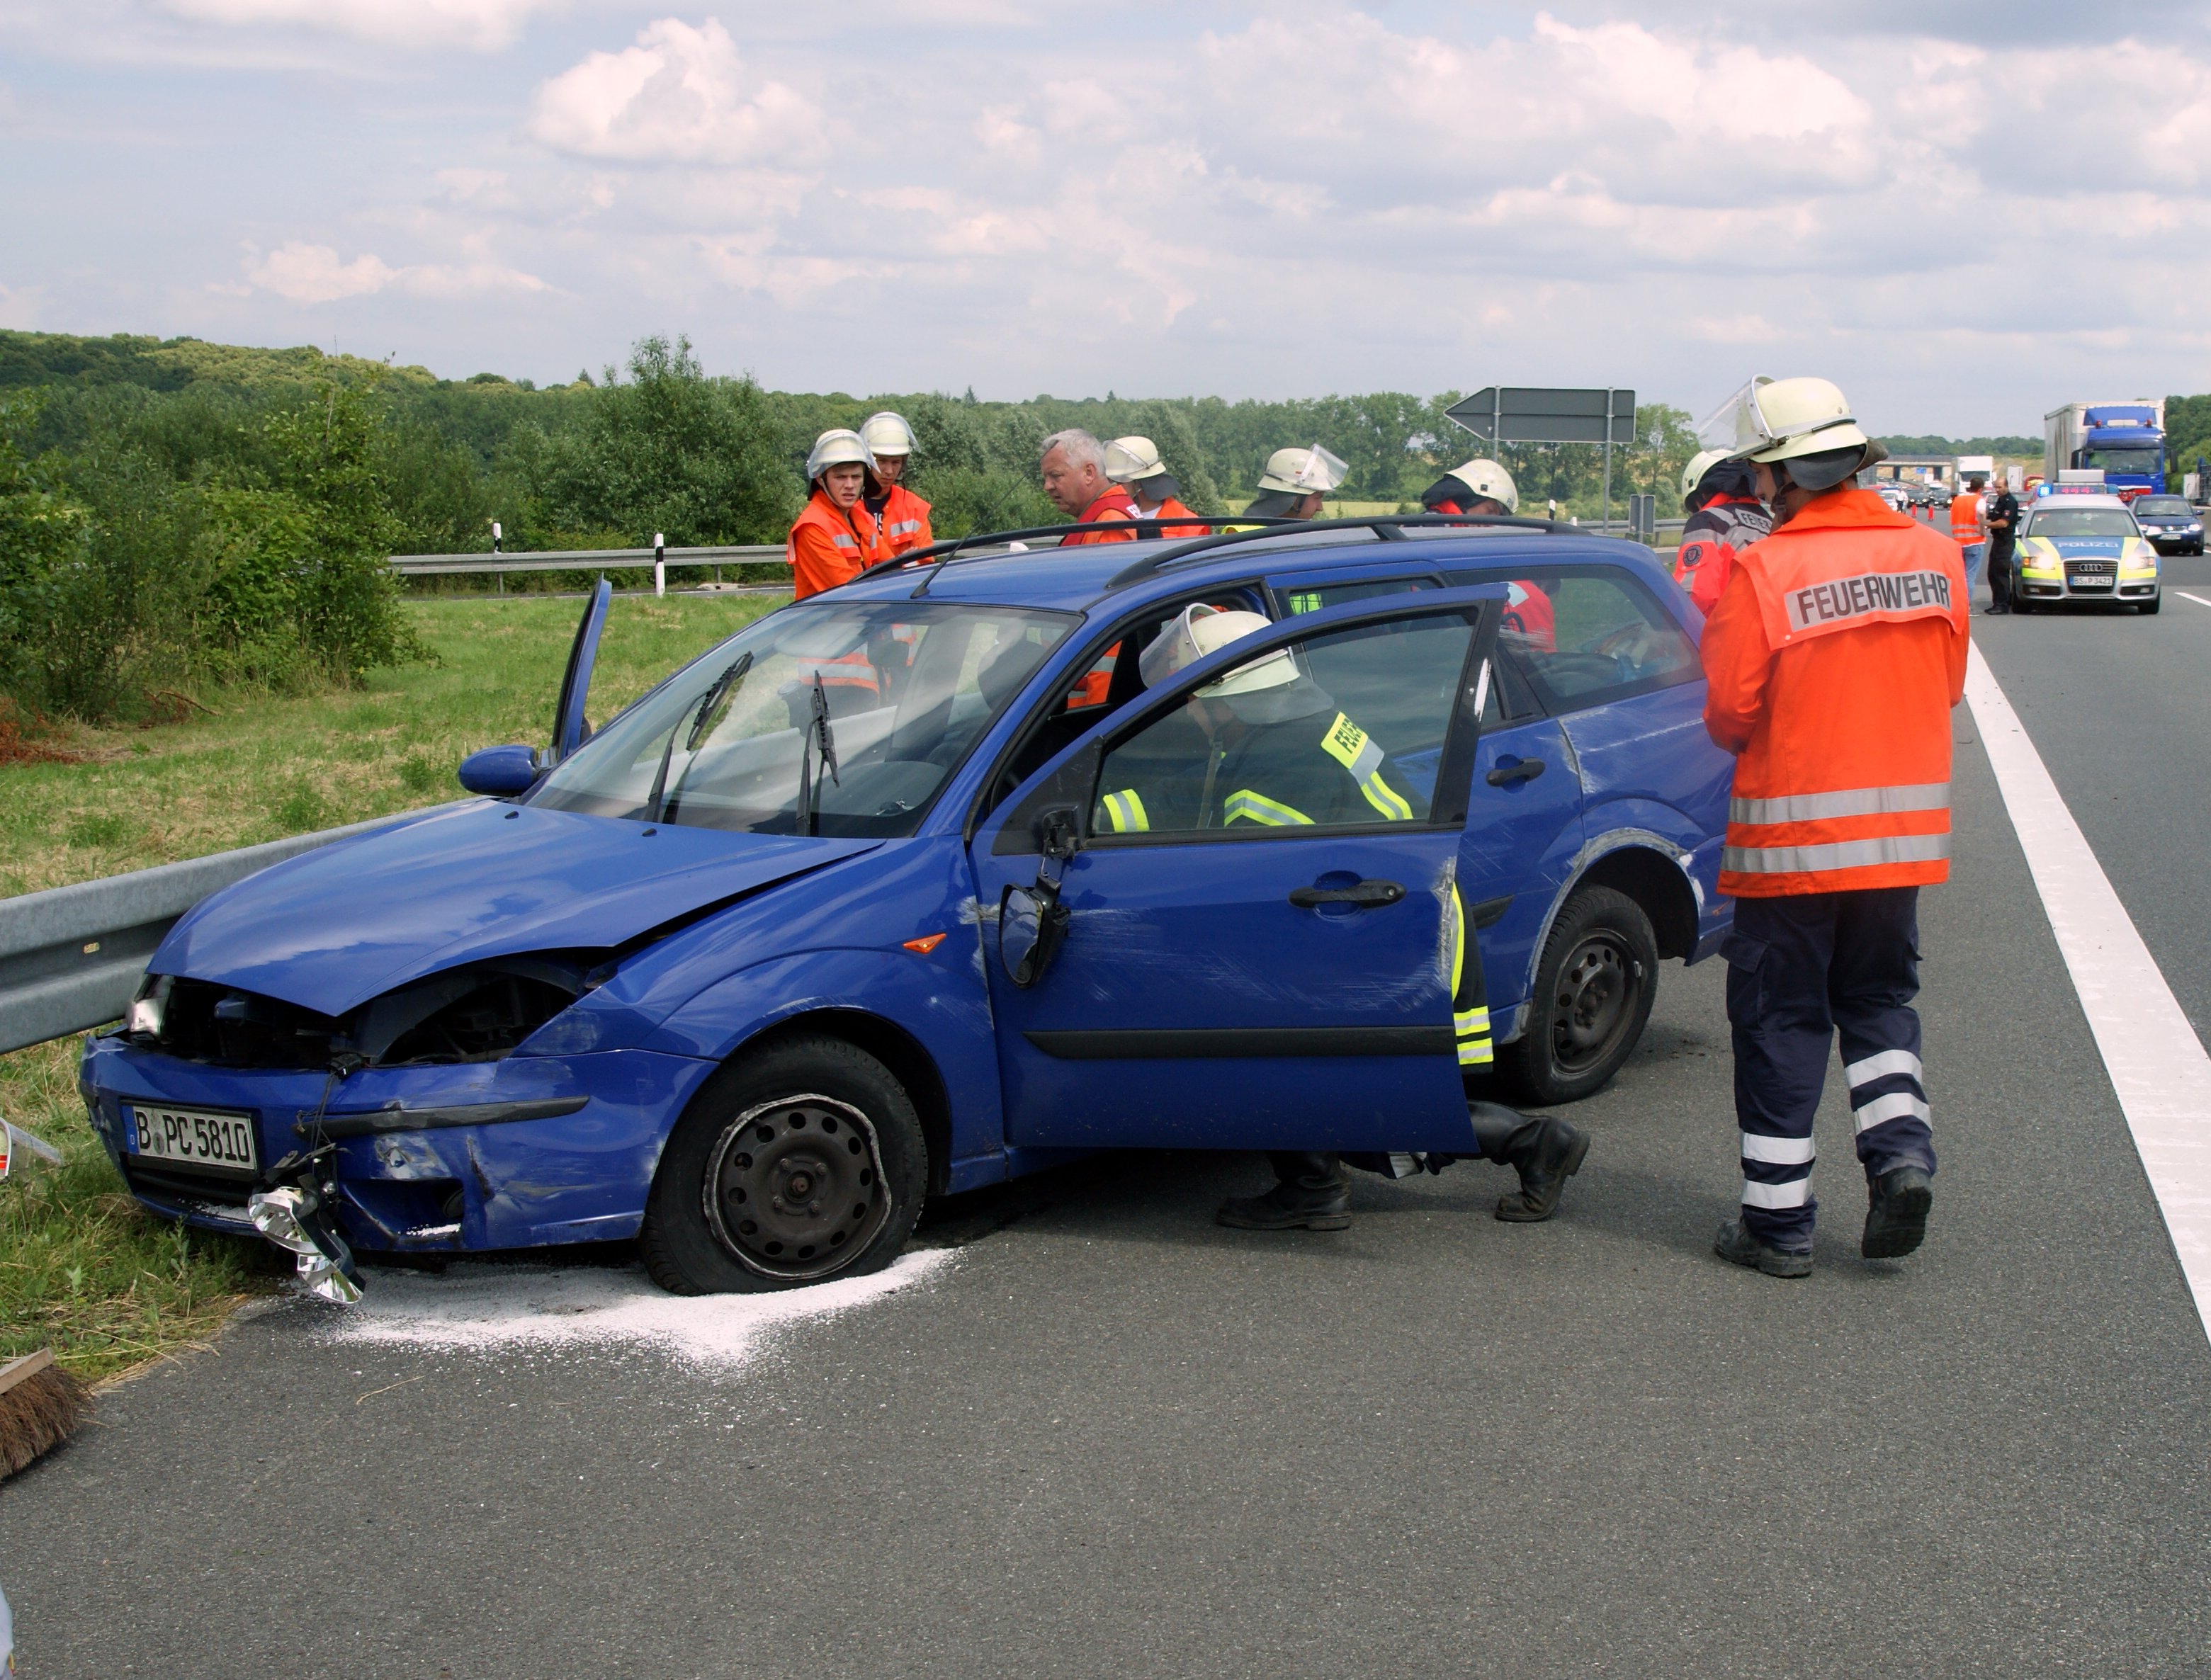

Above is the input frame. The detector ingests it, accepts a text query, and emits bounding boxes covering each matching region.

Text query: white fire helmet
[805,428,874,482]
[1104,435,1170,484]
[1256,444,1349,495]
[859,411,916,458]
[1137,604,1296,696]
[1700,376,1885,489]
[1446,458,1517,513]
[1680,448,1734,502]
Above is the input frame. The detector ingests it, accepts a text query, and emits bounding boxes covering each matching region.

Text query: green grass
[0,590,780,1382]
[2,590,779,898]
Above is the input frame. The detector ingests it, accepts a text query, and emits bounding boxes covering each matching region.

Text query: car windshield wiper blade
[656,652,750,825]
[796,672,840,836]
[644,650,751,825]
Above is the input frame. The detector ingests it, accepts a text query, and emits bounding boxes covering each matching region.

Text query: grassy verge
[3,590,781,897]
[1,590,780,1382]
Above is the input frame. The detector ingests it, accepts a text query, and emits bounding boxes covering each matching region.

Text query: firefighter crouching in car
[1101,603,1590,1232]
[1700,376,1968,1278]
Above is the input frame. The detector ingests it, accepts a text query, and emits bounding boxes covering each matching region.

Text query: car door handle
[1289,879,1406,909]
[1486,757,1546,786]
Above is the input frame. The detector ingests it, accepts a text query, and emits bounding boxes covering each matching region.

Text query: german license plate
[128,1103,259,1176]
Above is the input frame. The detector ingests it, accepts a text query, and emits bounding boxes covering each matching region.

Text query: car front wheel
[1495,885,1658,1106]
[642,1035,927,1294]
[2139,594,2162,615]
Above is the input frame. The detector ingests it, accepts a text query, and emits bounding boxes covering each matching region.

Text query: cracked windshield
[533,601,1075,836]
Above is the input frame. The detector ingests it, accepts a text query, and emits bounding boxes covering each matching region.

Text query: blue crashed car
[80,517,1736,1295]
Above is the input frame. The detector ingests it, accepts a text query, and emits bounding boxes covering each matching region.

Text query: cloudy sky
[3,1,2208,433]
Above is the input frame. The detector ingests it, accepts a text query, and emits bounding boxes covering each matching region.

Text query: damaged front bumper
[79,1038,718,1294]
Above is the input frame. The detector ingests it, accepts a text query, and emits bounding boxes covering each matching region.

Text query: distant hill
[0,329,467,393]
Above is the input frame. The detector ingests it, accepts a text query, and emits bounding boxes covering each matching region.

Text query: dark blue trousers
[1724,887,1937,1251]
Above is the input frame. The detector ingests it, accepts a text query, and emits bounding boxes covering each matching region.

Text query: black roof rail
[1102,511,1584,590]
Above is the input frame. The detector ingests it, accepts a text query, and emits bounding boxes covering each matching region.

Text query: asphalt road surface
[8,564,2210,1679]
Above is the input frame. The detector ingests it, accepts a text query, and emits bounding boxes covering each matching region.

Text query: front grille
[120,1156,256,1211]
[2065,560,2115,577]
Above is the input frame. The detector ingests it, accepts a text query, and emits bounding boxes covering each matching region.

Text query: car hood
[153,802,881,1017]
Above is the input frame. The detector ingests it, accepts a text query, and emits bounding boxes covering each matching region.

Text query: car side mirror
[458,743,541,796]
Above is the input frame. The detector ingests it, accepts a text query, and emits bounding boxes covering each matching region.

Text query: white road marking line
[1966,645,2211,1341]
[2176,591,2211,608]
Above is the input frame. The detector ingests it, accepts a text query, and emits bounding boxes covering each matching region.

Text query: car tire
[641,1035,927,1295]
[1495,885,1658,1107]
[2140,594,2161,615]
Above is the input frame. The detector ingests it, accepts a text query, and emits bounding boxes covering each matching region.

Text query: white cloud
[244,242,551,304]
[157,0,555,50]
[529,18,829,166]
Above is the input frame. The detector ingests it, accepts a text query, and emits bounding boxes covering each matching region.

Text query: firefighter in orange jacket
[859,411,934,559]
[1040,428,1139,545]
[1673,447,1773,615]
[1948,476,1987,591]
[788,430,888,599]
[1104,436,1207,537]
[1699,377,1969,1278]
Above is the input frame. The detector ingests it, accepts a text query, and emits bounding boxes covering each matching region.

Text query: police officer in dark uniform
[1983,479,2020,615]
[1099,605,1590,1232]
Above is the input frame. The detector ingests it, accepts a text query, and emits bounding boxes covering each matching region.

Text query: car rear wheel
[1495,885,1658,1106]
[642,1035,927,1294]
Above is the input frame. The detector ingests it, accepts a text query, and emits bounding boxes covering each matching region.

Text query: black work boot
[1713,1220,1814,1278]
[1216,1152,1352,1232]
[1467,1102,1590,1222]
[1862,1165,1933,1259]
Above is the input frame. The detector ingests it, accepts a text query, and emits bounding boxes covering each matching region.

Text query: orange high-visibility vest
[788,489,888,598]
[1948,491,1983,546]
[1061,487,1140,545]
[1135,495,1207,540]
[871,483,934,558]
[1701,489,1970,897]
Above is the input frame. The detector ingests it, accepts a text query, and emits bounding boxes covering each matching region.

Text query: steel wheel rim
[702,1093,891,1281]
[1549,935,1639,1072]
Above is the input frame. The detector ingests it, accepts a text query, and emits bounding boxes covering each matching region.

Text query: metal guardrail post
[0,802,467,1056]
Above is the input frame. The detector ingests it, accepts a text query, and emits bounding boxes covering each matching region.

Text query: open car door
[549,577,612,767]
[969,586,1505,1154]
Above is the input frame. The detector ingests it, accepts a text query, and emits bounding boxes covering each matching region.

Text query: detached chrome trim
[298,1095,587,1139]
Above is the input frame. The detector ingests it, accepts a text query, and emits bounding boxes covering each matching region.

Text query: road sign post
[1445,386,1637,529]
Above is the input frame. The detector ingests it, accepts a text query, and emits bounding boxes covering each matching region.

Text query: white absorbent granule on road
[322,1249,952,1370]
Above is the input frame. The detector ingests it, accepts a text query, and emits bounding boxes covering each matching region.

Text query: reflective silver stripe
[1730,783,1951,826]
[888,520,922,535]
[1721,832,1951,874]
[830,533,858,549]
[1741,1133,1814,1167]
[1457,1038,1493,1067]
[1742,1178,1811,1210]
[1854,1091,1930,1131]
[1845,1048,1923,1087]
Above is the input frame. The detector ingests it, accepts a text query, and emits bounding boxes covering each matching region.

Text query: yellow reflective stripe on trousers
[1728,782,1951,826]
[1223,790,1314,827]
[1100,789,1149,833]
[1721,832,1952,874]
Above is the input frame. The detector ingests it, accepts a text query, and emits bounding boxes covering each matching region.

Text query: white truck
[2045,401,2166,499]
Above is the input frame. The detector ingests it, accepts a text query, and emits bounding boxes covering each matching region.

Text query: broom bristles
[0,1354,91,1478]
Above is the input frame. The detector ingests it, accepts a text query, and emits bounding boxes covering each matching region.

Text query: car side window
[1092,613,1474,839]
[1498,567,1698,713]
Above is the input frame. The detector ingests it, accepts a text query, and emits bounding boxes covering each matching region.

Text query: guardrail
[0,804,466,1057]
[390,544,787,579]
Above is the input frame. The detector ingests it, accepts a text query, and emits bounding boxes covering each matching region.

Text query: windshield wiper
[643,651,751,825]
[796,673,840,836]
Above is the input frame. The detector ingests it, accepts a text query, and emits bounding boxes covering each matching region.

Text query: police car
[2013,491,2161,614]
[79,516,1736,1297]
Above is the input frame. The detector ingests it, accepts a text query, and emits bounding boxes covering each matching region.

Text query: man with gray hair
[1040,428,1138,546]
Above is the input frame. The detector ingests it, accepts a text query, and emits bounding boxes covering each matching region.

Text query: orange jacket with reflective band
[869,483,934,558]
[1061,487,1139,545]
[788,489,887,599]
[1700,488,1970,898]
[1948,491,1983,545]
[1136,495,1206,539]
